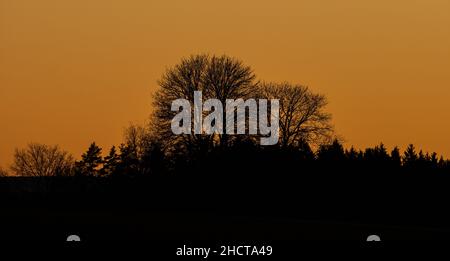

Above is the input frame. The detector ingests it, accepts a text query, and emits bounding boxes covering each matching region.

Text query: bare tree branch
[259,82,334,148]
[11,143,75,177]
[151,54,258,154]
[0,166,8,177]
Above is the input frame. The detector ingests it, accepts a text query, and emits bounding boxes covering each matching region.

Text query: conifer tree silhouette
[390,146,402,168]
[102,146,120,176]
[403,144,418,168]
[76,142,103,177]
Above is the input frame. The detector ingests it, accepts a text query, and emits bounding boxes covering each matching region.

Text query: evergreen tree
[115,143,140,177]
[438,156,446,169]
[375,143,389,161]
[417,150,426,168]
[102,146,120,176]
[418,150,425,161]
[297,139,315,161]
[345,147,357,160]
[390,147,402,167]
[345,147,362,170]
[76,142,103,177]
[142,142,167,176]
[403,144,418,168]
[430,152,439,169]
[317,139,345,162]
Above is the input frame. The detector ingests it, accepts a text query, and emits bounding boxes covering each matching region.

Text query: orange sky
[1,0,450,167]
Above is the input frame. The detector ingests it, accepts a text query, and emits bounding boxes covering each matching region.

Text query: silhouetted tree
[115,123,162,176]
[0,166,8,177]
[152,54,258,155]
[115,143,140,177]
[317,139,345,163]
[259,82,333,147]
[403,144,418,168]
[390,147,402,168]
[141,141,167,176]
[437,156,450,171]
[101,146,120,176]
[123,123,153,162]
[345,147,365,170]
[417,150,428,170]
[297,139,315,161]
[375,143,389,159]
[363,143,391,170]
[76,142,103,177]
[430,152,439,169]
[11,143,74,177]
[345,147,359,161]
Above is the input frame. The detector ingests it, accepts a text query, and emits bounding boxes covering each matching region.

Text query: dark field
[2,172,449,241]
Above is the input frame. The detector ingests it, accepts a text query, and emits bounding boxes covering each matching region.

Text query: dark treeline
[9,138,449,178]
[75,139,450,177]
[2,54,450,240]
[5,54,450,178]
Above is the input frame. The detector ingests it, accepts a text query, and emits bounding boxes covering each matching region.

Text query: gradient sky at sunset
[1,0,450,167]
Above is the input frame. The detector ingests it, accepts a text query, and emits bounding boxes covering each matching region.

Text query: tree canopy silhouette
[152,54,258,155]
[2,54,450,241]
[11,143,74,177]
[75,142,103,177]
[0,166,8,177]
[3,54,450,179]
[102,146,120,176]
[259,82,333,148]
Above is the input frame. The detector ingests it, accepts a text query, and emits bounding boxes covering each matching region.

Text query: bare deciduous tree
[123,123,153,160]
[119,123,165,176]
[0,166,8,177]
[259,82,333,148]
[11,143,74,177]
[152,54,257,153]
